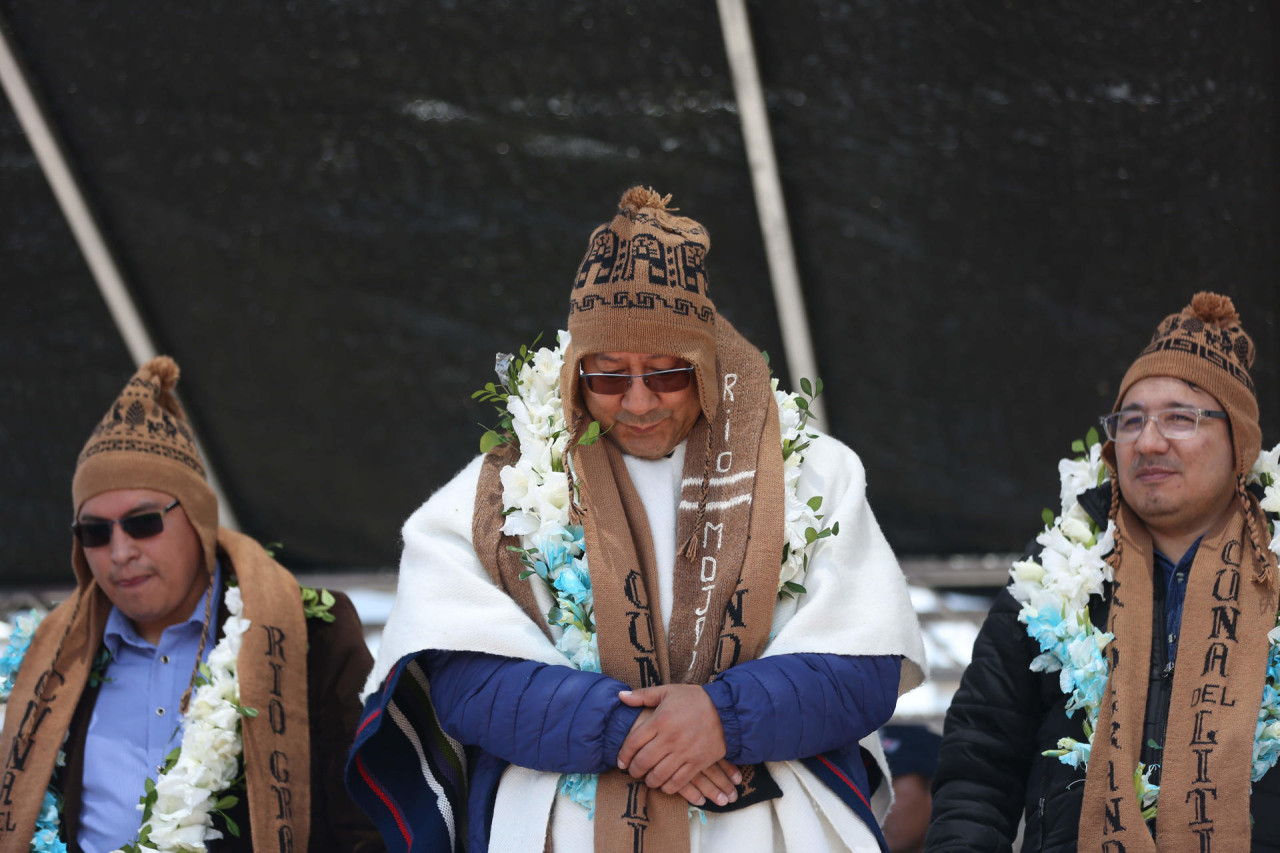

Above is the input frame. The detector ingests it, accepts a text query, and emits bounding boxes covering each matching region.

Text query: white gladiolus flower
[1261,482,1280,515]
[1011,560,1046,585]
[1059,503,1094,544]
[1250,444,1280,487]
[774,389,803,437]
[1058,443,1105,516]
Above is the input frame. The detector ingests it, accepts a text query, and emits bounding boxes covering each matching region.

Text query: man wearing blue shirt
[0,357,384,852]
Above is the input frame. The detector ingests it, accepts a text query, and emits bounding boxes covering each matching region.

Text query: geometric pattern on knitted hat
[569,186,715,325]
[77,355,207,478]
[1136,291,1256,395]
[563,186,722,423]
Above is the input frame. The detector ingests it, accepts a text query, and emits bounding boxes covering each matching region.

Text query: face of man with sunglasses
[76,487,209,645]
[580,352,704,460]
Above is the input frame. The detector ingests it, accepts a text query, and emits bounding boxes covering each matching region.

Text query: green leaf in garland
[800,377,812,396]
[1042,508,1055,526]
[784,581,807,595]
[806,495,823,511]
[300,586,337,623]
[578,420,603,446]
[223,813,241,838]
[480,430,505,454]
[88,646,114,687]
[1085,426,1100,448]
[1071,439,1085,454]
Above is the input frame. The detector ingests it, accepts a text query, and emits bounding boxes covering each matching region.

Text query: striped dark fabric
[346,656,468,853]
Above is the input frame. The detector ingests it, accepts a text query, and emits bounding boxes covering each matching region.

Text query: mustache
[1129,455,1183,475]
[614,411,672,427]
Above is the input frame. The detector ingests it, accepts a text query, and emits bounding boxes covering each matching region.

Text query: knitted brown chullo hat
[1081,292,1278,852]
[1100,291,1271,582]
[71,355,219,582]
[560,186,718,424]
[1104,291,1261,478]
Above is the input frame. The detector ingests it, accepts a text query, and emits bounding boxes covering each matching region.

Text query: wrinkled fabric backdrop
[1,0,1275,585]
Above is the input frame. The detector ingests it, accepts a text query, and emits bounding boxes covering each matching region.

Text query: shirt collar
[1152,536,1204,580]
[103,561,223,655]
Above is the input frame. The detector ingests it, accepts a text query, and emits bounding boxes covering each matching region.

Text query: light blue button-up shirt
[77,564,222,853]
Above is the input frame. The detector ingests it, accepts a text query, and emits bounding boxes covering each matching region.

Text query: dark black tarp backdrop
[1,1,1275,586]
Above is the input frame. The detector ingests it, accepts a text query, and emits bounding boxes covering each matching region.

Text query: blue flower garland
[1,610,69,853]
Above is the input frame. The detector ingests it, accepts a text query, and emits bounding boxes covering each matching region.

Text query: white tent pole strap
[0,19,240,529]
[716,0,825,429]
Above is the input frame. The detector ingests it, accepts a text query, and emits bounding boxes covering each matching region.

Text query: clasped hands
[616,684,743,808]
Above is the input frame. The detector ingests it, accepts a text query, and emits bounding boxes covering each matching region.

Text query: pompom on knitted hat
[71,356,219,584]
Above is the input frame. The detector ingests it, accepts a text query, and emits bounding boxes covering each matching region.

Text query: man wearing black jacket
[928,292,1280,852]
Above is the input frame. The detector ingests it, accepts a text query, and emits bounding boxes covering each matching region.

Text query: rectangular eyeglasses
[72,499,181,548]
[1099,407,1228,442]
[578,365,695,396]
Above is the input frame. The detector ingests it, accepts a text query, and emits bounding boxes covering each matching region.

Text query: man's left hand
[616,684,728,794]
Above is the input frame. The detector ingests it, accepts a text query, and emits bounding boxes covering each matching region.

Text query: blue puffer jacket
[348,649,900,852]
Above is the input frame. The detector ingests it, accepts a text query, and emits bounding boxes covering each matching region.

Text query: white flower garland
[0,582,252,853]
[476,330,832,813]
[1010,433,1280,820]
[114,582,253,853]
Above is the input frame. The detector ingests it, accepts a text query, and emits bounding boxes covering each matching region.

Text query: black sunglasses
[578,365,695,396]
[72,499,181,548]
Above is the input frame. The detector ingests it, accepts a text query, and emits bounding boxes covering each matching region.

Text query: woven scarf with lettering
[1080,499,1278,852]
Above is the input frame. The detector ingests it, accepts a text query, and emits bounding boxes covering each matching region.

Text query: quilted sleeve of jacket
[307,590,388,852]
[424,650,644,772]
[925,587,1042,853]
[703,653,900,763]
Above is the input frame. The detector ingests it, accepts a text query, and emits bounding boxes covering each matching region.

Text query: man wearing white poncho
[346,187,926,853]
